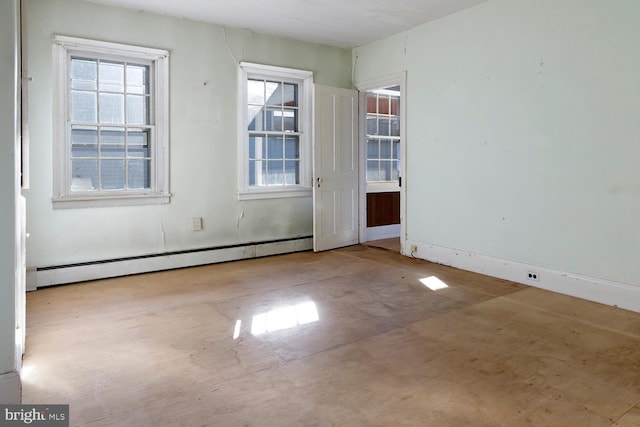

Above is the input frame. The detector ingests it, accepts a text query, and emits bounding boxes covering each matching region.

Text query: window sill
[52,193,171,209]
[238,187,312,201]
[366,182,400,193]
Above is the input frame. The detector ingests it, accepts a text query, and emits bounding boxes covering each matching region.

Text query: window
[366,86,401,183]
[238,62,313,200]
[52,36,169,208]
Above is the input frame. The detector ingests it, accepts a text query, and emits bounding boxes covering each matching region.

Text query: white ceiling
[86,0,490,48]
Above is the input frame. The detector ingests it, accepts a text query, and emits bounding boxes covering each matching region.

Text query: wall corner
[0,371,22,404]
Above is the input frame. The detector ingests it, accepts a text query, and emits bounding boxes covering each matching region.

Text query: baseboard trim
[0,372,21,404]
[405,240,640,314]
[366,224,401,241]
[28,237,313,289]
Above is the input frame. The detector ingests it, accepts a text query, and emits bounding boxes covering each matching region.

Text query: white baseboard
[366,224,400,241]
[405,240,640,314]
[0,372,21,404]
[28,238,313,289]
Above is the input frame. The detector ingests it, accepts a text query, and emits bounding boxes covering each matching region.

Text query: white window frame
[237,62,313,200]
[365,87,401,194]
[52,35,170,208]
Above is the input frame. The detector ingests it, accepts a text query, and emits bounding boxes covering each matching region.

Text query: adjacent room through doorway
[362,84,402,252]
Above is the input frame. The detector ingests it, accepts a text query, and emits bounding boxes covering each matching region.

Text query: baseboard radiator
[27,236,313,290]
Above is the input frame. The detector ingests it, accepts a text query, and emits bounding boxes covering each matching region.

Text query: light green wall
[25,0,351,268]
[354,0,640,286]
[0,0,20,377]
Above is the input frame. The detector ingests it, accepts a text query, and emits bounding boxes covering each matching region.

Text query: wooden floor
[365,237,401,253]
[23,246,640,426]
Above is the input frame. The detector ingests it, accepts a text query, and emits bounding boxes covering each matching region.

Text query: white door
[313,85,359,252]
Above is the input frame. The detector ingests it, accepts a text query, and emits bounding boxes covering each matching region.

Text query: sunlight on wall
[251,301,319,336]
[420,276,449,291]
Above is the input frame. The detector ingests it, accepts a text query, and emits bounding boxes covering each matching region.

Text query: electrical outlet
[527,270,540,281]
[410,245,418,253]
[192,217,203,231]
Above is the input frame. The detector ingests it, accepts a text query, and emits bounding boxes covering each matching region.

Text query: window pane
[380,160,392,181]
[367,160,379,182]
[70,159,97,191]
[99,61,124,92]
[285,160,299,185]
[267,160,283,185]
[258,160,267,186]
[126,95,148,125]
[71,58,97,90]
[127,159,150,189]
[127,129,150,158]
[267,136,284,159]
[71,91,97,122]
[378,118,390,136]
[249,159,265,186]
[249,135,266,160]
[366,117,376,135]
[390,97,399,115]
[282,108,297,132]
[100,159,125,189]
[366,94,377,114]
[391,160,400,180]
[380,140,391,159]
[265,108,283,131]
[100,128,125,158]
[285,136,299,159]
[126,64,148,94]
[393,140,400,159]
[390,118,400,137]
[283,83,297,107]
[248,80,265,105]
[99,93,124,124]
[71,126,98,158]
[367,139,378,159]
[265,81,281,106]
[249,160,256,186]
[248,106,263,131]
[378,96,390,114]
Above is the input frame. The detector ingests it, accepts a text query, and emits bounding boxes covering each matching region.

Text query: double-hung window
[238,62,313,200]
[52,36,169,208]
[366,86,401,185]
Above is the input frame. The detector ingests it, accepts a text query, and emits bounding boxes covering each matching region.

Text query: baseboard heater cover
[27,236,313,290]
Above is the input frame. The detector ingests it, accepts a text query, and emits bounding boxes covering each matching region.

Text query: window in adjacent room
[238,62,313,200]
[52,36,169,208]
[366,86,401,183]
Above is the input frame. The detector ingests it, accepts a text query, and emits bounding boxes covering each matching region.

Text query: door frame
[355,72,407,253]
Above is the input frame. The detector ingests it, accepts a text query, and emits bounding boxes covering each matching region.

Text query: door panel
[313,85,358,252]
[366,192,400,227]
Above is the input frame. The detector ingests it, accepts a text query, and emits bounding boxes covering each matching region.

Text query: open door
[313,85,358,252]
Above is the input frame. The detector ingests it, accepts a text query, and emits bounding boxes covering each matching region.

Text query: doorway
[358,75,405,253]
